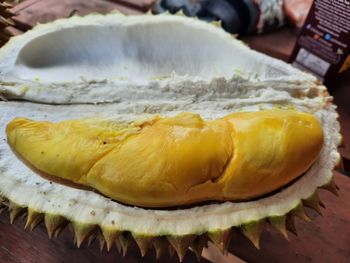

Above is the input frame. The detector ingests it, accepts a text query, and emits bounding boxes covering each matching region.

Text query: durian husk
[0,97,341,261]
[0,13,342,261]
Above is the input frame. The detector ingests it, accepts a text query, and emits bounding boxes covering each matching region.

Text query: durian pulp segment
[7,109,323,208]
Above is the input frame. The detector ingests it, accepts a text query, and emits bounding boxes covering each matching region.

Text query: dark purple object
[153,0,259,34]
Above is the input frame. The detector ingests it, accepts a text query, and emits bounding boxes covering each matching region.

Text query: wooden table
[1,0,350,262]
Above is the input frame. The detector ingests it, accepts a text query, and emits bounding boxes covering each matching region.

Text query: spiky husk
[0,180,339,260]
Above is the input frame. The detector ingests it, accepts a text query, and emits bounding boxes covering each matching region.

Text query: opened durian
[0,12,341,261]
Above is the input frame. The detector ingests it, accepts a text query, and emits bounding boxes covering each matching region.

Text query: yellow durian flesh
[6,109,323,208]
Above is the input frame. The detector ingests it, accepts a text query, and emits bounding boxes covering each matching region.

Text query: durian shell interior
[0,13,341,260]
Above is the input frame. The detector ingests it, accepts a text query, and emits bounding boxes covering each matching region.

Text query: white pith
[0,13,340,237]
[0,13,317,104]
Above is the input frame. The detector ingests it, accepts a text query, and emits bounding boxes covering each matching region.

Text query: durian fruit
[0,13,341,261]
[0,1,14,47]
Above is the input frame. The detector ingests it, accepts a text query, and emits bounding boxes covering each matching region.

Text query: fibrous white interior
[16,24,241,82]
[0,14,317,104]
[13,20,305,82]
